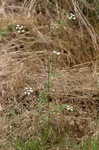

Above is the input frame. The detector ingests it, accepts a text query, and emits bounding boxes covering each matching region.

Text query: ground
[0,0,99,149]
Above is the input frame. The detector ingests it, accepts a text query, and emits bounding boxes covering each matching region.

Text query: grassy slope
[0,0,99,150]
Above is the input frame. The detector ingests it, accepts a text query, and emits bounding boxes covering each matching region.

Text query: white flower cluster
[50,22,59,30]
[66,105,73,111]
[53,50,61,55]
[15,24,25,33]
[67,12,76,20]
[24,87,33,96]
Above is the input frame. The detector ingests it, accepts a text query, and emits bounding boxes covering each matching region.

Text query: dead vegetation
[0,0,99,150]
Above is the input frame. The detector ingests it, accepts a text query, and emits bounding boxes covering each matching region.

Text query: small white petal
[21,30,25,33]
[53,50,57,54]
[16,24,20,27]
[21,25,24,28]
[24,87,28,90]
[24,91,27,95]
[19,26,23,30]
[0,104,3,111]
[18,27,21,29]
[68,16,72,20]
[57,52,60,55]
[53,50,60,55]
[15,26,19,30]
[66,105,69,108]
[30,90,33,92]
[72,17,76,20]
[71,13,75,16]
[27,92,30,95]
[17,30,21,33]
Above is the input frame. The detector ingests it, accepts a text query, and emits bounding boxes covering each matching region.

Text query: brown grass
[0,0,99,150]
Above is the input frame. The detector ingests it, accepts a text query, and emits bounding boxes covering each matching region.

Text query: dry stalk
[71,0,99,80]
[23,0,37,17]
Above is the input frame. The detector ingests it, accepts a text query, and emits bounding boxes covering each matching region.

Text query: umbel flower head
[15,24,25,33]
[24,87,33,96]
[53,50,61,55]
[67,12,76,20]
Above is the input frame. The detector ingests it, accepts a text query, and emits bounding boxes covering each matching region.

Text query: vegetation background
[0,0,99,150]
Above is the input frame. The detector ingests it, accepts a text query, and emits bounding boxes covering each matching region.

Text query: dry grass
[0,0,99,150]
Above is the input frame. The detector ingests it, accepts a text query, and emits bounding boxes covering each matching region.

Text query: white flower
[27,92,31,95]
[24,87,33,95]
[67,12,76,20]
[66,105,73,111]
[24,87,28,90]
[21,30,25,33]
[24,91,27,95]
[15,26,19,30]
[16,24,20,27]
[16,24,24,28]
[72,16,76,20]
[17,30,21,33]
[15,24,25,33]
[19,26,24,30]
[57,52,61,55]
[50,22,59,30]
[53,50,60,55]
